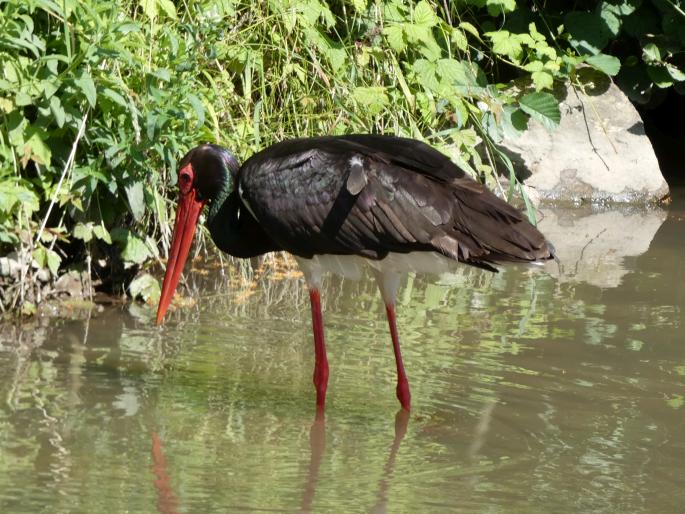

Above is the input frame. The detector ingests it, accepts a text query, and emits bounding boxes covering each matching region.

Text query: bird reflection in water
[151,432,180,514]
[300,410,410,514]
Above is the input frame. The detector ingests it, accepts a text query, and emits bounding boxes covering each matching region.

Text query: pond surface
[1,191,684,514]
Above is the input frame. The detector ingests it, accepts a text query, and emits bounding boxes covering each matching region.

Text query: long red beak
[156,189,205,325]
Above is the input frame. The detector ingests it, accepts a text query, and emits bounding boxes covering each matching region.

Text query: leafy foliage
[2,0,681,310]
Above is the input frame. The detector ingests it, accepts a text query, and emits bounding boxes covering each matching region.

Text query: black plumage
[238,135,553,269]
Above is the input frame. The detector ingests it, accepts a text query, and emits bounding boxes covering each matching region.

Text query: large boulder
[501,78,670,204]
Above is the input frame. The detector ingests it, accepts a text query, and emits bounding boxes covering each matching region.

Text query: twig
[34,111,89,247]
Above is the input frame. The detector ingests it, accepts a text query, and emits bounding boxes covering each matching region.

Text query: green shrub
[2,0,681,309]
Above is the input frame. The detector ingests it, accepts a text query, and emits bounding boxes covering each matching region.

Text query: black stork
[155,135,554,413]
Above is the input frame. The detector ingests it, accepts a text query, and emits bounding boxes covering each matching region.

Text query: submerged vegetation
[1,0,684,312]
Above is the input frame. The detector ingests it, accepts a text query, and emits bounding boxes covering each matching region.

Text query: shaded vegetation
[1,0,683,312]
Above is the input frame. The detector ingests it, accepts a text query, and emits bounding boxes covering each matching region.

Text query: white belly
[293,251,460,285]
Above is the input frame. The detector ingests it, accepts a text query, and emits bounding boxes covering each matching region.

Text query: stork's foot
[313,362,329,411]
[396,380,411,412]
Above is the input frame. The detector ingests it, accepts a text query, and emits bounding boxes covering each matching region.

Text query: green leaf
[383,25,406,52]
[327,48,346,74]
[0,182,39,215]
[458,21,480,39]
[502,105,529,139]
[519,92,561,130]
[586,53,621,76]
[351,0,367,13]
[352,86,389,115]
[531,70,554,90]
[126,181,146,222]
[157,0,177,19]
[403,22,433,45]
[486,0,516,16]
[413,1,438,27]
[129,273,161,303]
[46,248,60,276]
[186,94,205,128]
[74,72,97,108]
[642,42,661,63]
[666,63,685,82]
[646,64,673,88]
[73,222,93,243]
[140,0,157,20]
[93,225,112,244]
[50,95,66,127]
[565,11,610,54]
[22,128,52,167]
[451,28,468,52]
[486,30,523,62]
[15,91,32,106]
[102,88,128,108]
[437,59,464,83]
[528,22,546,43]
[608,0,641,16]
[112,228,155,265]
[599,3,621,36]
[32,246,61,276]
[412,59,439,91]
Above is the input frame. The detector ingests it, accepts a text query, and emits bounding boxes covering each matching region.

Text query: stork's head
[156,144,239,324]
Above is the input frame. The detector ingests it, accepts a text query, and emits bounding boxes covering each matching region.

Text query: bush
[1,0,682,310]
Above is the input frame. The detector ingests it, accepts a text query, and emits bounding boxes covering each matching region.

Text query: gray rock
[500,79,670,204]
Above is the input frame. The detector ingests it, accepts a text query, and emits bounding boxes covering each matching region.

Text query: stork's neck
[206,176,233,228]
[206,186,281,258]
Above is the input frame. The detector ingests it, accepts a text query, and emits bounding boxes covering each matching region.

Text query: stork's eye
[178,166,194,194]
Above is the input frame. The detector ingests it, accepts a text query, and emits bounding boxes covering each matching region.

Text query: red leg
[385,303,411,411]
[309,288,329,413]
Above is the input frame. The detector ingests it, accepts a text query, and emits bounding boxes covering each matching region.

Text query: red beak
[156,188,205,325]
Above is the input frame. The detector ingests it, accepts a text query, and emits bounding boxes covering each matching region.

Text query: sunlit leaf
[519,92,561,130]
[451,28,468,52]
[486,30,523,62]
[351,0,367,13]
[73,222,93,243]
[599,3,621,36]
[486,0,516,16]
[666,63,685,82]
[413,1,437,27]
[126,181,146,222]
[22,128,52,167]
[93,225,112,244]
[531,70,554,90]
[186,94,205,128]
[586,53,621,76]
[157,0,177,19]
[502,105,529,139]
[129,273,161,303]
[646,64,673,88]
[383,25,406,52]
[458,21,480,39]
[642,42,661,63]
[74,72,97,108]
[352,86,389,114]
[412,59,439,91]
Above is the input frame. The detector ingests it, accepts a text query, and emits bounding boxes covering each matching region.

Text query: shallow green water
[1,193,684,513]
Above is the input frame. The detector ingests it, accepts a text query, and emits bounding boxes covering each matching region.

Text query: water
[1,191,684,513]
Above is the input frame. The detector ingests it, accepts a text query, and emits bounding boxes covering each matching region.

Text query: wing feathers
[239,135,554,268]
